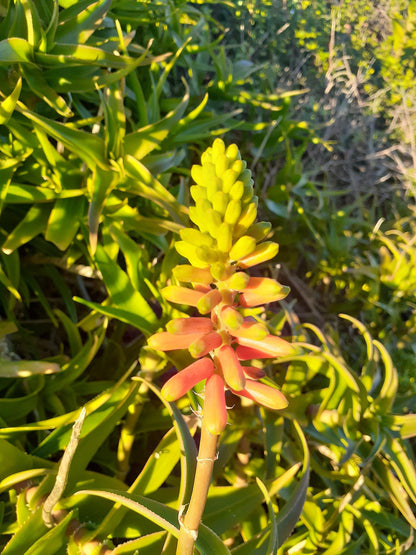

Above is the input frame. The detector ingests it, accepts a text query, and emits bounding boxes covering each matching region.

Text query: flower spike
[148,138,292,430]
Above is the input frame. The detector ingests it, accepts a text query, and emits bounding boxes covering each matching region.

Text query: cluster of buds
[148,139,294,435]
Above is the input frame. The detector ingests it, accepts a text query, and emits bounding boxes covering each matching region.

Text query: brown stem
[176,423,218,554]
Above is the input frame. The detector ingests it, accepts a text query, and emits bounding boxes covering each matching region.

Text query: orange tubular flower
[166,317,214,335]
[236,379,288,410]
[161,358,215,402]
[161,285,205,307]
[229,320,268,340]
[203,373,228,435]
[189,332,223,358]
[235,335,296,360]
[239,277,290,307]
[148,331,206,351]
[215,345,246,391]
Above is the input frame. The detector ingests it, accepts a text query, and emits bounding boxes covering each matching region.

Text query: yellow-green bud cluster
[177,139,277,277]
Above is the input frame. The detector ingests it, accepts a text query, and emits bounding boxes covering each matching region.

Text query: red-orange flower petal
[235,334,295,359]
[161,358,214,401]
[230,319,268,340]
[215,344,246,391]
[189,331,223,358]
[203,374,227,435]
[236,379,288,410]
[239,277,290,307]
[148,331,205,351]
[161,285,205,307]
[166,317,213,335]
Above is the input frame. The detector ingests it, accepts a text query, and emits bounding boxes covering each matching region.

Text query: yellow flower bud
[191,164,204,185]
[201,149,212,165]
[195,198,212,228]
[224,199,242,225]
[206,176,221,203]
[190,185,207,201]
[188,206,200,227]
[180,228,214,247]
[229,180,244,201]
[212,191,229,216]
[221,306,244,330]
[238,241,279,269]
[224,271,250,290]
[216,222,233,254]
[196,245,219,264]
[222,169,238,193]
[206,209,223,238]
[197,288,223,314]
[215,153,229,177]
[212,137,226,159]
[173,264,213,284]
[210,262,232,281]
[229,235,257,261]
[231,159,245,176]
[225,143,240,163]
[234,201,258,236]
[175,241,209,268]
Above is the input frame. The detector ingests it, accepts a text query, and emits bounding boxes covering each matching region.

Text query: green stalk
[116,382,149,481]
[176,423,218,554]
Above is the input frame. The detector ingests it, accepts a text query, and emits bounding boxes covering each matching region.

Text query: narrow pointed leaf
[76,489,231,554]
[0,37,34,63]
[55,0,112,44]
[0,77,22,124]
[1,204,52,254]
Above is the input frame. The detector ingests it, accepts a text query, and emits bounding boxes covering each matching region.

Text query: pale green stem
[176,423,218,554]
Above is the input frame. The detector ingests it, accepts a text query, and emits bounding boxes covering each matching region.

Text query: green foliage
[0,0,415,554]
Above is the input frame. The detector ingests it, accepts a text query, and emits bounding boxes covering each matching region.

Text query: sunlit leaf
[55,0,112,45]
[0,77,22,124]
[0,359,60,378]
[76,489,231,554]
[1,204,52,254]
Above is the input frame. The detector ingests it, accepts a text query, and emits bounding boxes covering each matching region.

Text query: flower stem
[176,424,218,554]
